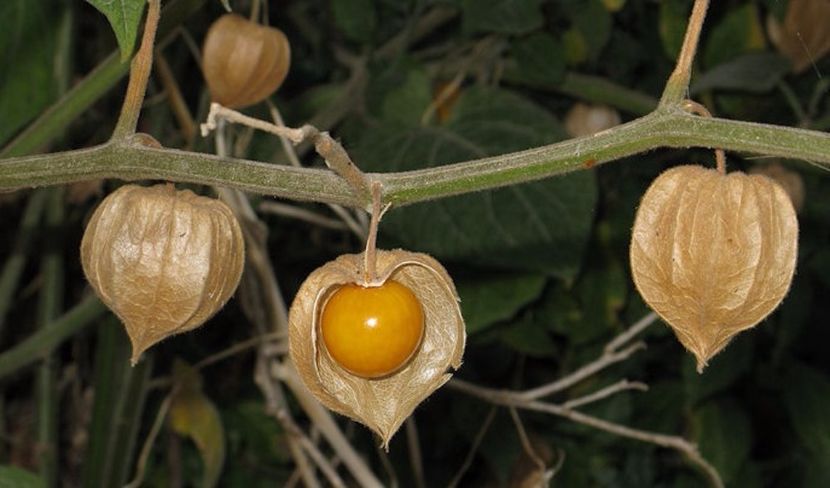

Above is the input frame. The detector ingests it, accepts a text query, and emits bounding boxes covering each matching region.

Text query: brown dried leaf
[288,250,465,447]
[767,0,830,73]
[202,14,291,109]
[81,184,245,363]
[630,165,798,371]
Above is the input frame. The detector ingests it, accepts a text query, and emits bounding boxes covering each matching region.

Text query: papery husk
[81,184,245,364]
[767,0,830,73]
[630,165,798,372]
[202,14,291,109]
[749,162,805,213]
[288,250,465,448]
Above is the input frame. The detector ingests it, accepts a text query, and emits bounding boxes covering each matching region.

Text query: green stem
[36,187,66,488]
[0,189,49,340]
[0,0,207,159]
[1,111,828,208]
[0,295,107,381]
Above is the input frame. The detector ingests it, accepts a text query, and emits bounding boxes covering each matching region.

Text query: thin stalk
[36,187,66,487]
[80,317,131,488]
[660,0,710,106]
[112,0,161,140]
[106,357,153,487]
[0,189,48,340]
[0,295,107,381]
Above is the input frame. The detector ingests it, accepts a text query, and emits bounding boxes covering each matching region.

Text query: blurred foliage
[1,0,829,486]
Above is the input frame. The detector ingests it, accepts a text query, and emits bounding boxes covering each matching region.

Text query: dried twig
[520,313,657,400]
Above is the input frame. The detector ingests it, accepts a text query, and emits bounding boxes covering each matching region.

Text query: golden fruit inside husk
[288,250,465,447]
[630,165,798,371]
[320,280,425,379]
[81,184,245,363]
[202,13,291,109]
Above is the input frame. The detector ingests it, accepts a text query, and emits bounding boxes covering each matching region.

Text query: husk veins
[288,250,465,448]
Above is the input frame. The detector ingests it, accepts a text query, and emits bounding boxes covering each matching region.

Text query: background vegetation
[1,0,829,486]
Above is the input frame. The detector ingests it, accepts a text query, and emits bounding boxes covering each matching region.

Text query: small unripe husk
[564,102,621,138]
[630,165,798,371]
[81,184,245,364]
[202,14,291,109]
[288,250,465,448]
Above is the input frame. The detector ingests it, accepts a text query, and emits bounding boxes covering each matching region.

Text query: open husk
[288,250,465,448]
[81,184,245,363]
[630,165,798,371]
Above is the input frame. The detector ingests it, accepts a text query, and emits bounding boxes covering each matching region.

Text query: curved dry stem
[448,379,723,488]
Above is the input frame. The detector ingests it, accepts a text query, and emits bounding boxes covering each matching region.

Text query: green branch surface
[1,109,828,209]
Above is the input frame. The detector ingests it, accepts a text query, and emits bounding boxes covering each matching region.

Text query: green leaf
[782,362,830,458]
[380,67,432,126]
[691,52,790,95]
[169,360,226,488]
[358,87,597,280]
[508,33,566,86]
[562,0,612,61]
[702,3,765,68]
[692,399,751,485]
[331,0,376,43]
[0,0,64,146]
[461,0,544,34]
[457,272,547,334]
[0,466,44,488]
[500,319,558,357]
[682,333,753,405]
[86,0,147,61]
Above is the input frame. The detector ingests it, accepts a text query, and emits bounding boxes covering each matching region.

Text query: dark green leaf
[562,0,612,61]
[331,0,376,43]
[380,67,432,126]
[359,87,597,279]
[500,319,557,356]
[457,272,546,334]
[86,0,147,61]
[572,259,626,344]
[702,3,765,68]
[682,332,753,404]
[692,399,751,485]
[461,0,544,34]
[508,33,566,86]
[0,466,44,488]
[0,0,64,146]
[783,362,830,458]
[691,53,791,95]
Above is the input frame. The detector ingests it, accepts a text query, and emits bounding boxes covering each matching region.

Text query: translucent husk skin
[288,250,465,448]
[81,184,245,363]
[630,165,798,371]
[202,14,291,109]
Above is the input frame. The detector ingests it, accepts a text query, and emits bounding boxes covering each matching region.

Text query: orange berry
[320,280,425,378]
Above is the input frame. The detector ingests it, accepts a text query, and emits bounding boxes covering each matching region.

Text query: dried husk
[288,250,465,448]
[767,0,830,73]
[630,165,798,371]
[81,184,245,364]
[749,162,805,213]
[202,14,291,109]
